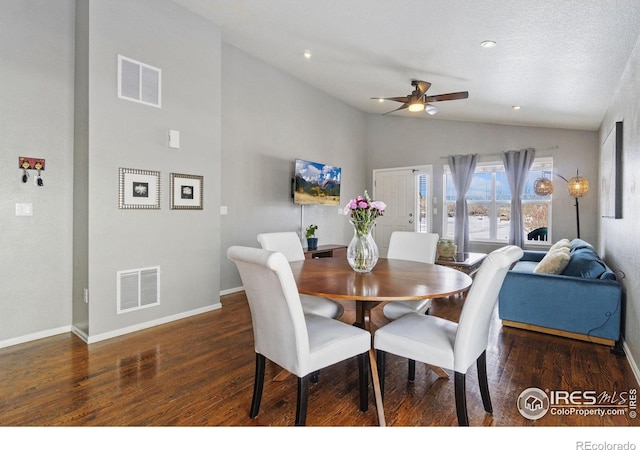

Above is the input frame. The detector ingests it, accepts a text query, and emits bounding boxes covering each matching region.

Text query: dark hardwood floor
[0,291,638,428]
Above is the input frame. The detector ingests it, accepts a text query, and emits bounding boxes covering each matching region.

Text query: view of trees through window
[444,158,552,242]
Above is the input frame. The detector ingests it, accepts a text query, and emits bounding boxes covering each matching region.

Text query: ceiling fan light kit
[371,79,468,115]
[408,101,425,112]
[425,104,439,115]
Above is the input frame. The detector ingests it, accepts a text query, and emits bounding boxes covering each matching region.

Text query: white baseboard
[0,304,223,349]
[623,338,640,386]
[82,303,222,344]
[0,325,72,349]
[220,286,244,296]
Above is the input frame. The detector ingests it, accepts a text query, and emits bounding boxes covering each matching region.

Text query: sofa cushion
[549,238,571,253]
[533,247,571,274]
[512,260,539,273]
[570,238,594,252]
[562,247,607,279]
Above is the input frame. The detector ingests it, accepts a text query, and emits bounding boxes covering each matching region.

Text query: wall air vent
[117,266,160,314]
[117,55,161,108]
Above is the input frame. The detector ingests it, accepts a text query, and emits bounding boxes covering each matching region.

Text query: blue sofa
[498,239,622,346]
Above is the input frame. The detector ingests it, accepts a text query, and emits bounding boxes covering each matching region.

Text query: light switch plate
[168,129,180,149]
[16,203,33,216]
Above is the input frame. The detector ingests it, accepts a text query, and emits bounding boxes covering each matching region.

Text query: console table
[304,244,347,259]
[436,252,487,277]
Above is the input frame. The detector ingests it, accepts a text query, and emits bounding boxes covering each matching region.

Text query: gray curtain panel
[448,154,478,253]
[502,148,536,247]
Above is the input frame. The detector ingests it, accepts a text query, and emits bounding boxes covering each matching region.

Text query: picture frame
[170,173,203,210]
[600,121,623,219]
[118,167,161,209]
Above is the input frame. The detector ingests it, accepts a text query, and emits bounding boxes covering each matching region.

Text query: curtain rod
[439,145,558,160]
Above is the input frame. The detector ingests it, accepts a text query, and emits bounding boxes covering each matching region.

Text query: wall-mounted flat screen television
[293,159,341,205]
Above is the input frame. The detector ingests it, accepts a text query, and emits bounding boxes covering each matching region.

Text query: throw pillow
[549,238,570,253]
[569,238,594,252]
[562,247,607,279]
[533,247,571,274]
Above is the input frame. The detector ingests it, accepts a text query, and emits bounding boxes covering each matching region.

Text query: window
[443,157,552,243]
[417,171,431,232]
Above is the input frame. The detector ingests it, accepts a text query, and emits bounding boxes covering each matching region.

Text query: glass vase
[347,220,379,273]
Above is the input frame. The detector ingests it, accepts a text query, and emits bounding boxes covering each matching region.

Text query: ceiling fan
[371,80,469,115]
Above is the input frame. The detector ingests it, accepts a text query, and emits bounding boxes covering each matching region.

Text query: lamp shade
[533,177,553,196]
[567,175,589,198]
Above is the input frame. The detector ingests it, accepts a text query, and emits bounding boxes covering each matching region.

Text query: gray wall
[80,0,222,339]
[220,44,367,291]
[365,115,600,252]
[0,0,76,342]
[599,36,640,372]
[1,0,222,345]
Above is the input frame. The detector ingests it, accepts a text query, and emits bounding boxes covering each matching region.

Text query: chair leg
[477,350,493,414]
[454,371,469,426]
[250,353,265,419]
[376,349,386,400]
[408,359,416,382]
[358,352,369,412]
[295,375,309,426]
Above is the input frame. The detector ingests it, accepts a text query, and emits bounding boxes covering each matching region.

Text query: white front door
[373,168,416,257]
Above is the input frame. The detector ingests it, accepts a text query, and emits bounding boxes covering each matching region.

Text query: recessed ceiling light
[481,40,496,48]
[512,105,521,110]
[378,98,384,103]
[303,50,312,59]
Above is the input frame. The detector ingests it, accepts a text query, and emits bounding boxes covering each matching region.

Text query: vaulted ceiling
[174,0,640,130]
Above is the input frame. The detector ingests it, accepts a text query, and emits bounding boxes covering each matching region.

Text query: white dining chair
[227,246,371,426]
[382,231,439,320]
[257,232,344,319]
[374,245,523,426]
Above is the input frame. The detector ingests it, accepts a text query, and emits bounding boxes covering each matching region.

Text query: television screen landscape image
[293,159,341,205]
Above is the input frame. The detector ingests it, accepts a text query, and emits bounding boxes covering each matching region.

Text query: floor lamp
[557,170,589,238]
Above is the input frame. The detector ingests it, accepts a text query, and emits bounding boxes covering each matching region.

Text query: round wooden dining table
[289,256,473,330]
[289,256,473,426]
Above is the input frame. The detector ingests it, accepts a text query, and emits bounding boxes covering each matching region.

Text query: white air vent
[117,55,161,108]
[117,266,160,314]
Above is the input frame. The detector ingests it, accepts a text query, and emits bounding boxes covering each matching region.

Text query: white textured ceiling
[173,0,640,130]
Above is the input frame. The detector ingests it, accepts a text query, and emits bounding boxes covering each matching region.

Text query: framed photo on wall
[170,173,203,210]
[118,167,161,209]
[600,121,623,219]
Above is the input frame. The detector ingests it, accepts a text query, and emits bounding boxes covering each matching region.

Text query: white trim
[0,325,72,349]
[83,304,221,344]
[623,338,640,387]
[220,286,245,296]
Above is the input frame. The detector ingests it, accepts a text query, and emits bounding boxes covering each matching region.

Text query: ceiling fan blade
[383,103,409,115]
[371,96,409,103]
[412,80,431,97]
[424,91,469,102]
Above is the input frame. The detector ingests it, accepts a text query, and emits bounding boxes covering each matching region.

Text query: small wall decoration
[170,173,203,210]
[119,168,161,209]
[19,157,45,186]
[600,121,623,219]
